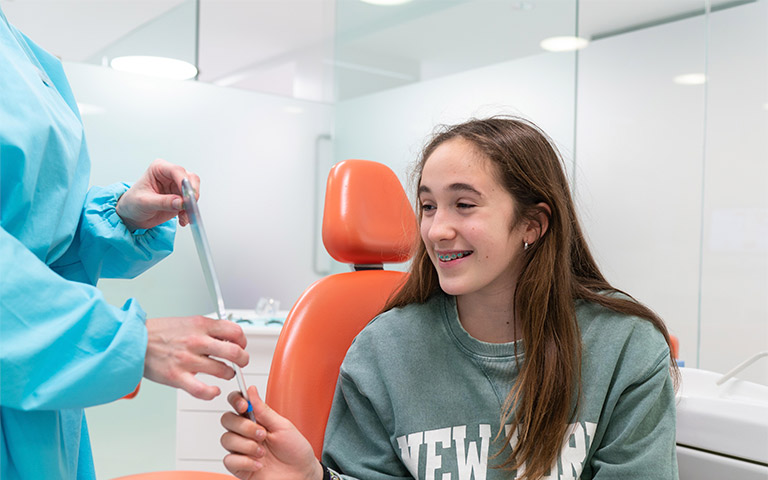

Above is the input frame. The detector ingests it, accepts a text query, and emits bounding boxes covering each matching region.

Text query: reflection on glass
[85,0,198,75]
[333,0,577,100]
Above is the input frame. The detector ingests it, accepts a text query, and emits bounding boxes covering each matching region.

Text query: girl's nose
[424,210,456,243]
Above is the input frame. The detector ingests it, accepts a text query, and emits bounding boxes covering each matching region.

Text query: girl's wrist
[319,461,341,480]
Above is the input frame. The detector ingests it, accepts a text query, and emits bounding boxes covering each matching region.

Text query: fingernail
[172,198,182,210]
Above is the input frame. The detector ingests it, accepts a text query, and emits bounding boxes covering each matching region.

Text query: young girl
[220,117,680,480]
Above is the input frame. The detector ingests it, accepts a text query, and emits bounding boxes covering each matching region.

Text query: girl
[220,117,679,480]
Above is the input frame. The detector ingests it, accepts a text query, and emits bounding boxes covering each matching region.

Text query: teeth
[437,251,472,261]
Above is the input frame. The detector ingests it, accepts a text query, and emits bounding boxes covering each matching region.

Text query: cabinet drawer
[176,410,228,460]
[242,334,280,374]
[177,373,267,411]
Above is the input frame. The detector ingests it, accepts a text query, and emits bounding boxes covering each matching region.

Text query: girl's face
[418,138,529,302]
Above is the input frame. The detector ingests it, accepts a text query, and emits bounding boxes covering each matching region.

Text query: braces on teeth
[438,251,471,261]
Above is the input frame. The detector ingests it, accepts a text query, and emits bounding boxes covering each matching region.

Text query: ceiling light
[360,0,413,5]
[283,106,304,114]
[673,73,707,85]
[540,36,589,52]
[110,56,198,80]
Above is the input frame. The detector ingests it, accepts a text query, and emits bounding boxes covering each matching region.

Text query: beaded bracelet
[321,462,342,480]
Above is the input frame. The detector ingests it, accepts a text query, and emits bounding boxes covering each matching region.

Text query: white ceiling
[0,0,741,102]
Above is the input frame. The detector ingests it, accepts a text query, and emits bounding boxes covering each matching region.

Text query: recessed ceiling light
[540,36,589,52]
[763,102,768,111]
[110,56,198,80]
[673,73,707,85]
[360,0,413,5]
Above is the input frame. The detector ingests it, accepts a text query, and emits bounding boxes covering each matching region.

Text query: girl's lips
[436,250,473,262]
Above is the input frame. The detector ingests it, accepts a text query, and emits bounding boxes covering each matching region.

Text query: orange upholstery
[121,381,141,400]
[322,159,416,265]
[265,159,417,459]
[111,471,236,479]
[670,334,679,360]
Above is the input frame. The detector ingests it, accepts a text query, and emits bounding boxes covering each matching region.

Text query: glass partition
[327,0,579,275]
[84,0,198,70]
[699,0,767,384]
[332,0,578,100]
[575,3,709,374]
[330,0,768,385]
[575,0,767,384]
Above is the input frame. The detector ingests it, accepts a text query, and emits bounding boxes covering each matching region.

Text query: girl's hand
[220,385,323,480]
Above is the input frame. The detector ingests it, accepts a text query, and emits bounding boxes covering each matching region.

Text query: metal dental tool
[181,178,257,422]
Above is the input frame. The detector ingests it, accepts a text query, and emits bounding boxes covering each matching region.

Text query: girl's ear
[525,202,551,243]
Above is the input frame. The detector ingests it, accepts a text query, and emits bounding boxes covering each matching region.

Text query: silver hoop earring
[524,242,529,250]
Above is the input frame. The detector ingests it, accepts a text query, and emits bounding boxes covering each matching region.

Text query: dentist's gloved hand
[144,316,249,400]
[116,158,200,231]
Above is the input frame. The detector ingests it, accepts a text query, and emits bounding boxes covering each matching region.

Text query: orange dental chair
[265,159,418,459]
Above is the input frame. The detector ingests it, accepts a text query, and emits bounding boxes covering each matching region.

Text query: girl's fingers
[223,453,263,477]
[220,430,265,458]
[221,411,267,440]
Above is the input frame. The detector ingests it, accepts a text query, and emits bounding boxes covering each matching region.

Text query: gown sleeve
[51,181,176,283]
[0,189,176,411]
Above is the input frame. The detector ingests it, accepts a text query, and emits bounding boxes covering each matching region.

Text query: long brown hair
[384,116,679,479]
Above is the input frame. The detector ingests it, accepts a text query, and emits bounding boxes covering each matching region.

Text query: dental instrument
[181,178,257,423]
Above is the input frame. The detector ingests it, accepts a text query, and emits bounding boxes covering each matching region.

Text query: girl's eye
[457,203,476,209]
[421,204,436,212]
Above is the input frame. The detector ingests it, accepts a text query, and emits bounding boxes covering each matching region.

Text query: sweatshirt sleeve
[589,351,679,479]
[322,371,414,480]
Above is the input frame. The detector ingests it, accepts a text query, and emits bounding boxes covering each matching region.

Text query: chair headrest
[322,159,417,266]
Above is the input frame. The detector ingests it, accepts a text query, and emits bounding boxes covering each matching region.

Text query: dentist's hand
[116,158,200,231]
[220,386,322,480]
[143,316,249,400]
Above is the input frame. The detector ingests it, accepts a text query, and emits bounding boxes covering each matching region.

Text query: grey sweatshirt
[322,293,677,480]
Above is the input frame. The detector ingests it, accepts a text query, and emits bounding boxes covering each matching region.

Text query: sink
[676,367,768,464]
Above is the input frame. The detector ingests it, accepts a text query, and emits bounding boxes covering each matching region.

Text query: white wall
[334,53,577,190]
[575,11,707,373]
[576,2,767,383]
[64,62,332,478]
[698,1,767,382]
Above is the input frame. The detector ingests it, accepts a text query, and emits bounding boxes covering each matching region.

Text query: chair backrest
[265,159,417,459]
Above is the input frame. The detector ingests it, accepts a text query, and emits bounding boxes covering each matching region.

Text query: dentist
[0,7,248,479]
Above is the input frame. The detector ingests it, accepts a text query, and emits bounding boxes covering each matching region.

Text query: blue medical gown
[0,9,176,479]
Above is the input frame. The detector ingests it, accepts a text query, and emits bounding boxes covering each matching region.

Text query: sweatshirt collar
[439,293,525,359]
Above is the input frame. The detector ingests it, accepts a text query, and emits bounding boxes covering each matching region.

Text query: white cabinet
[175,310,283,473]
